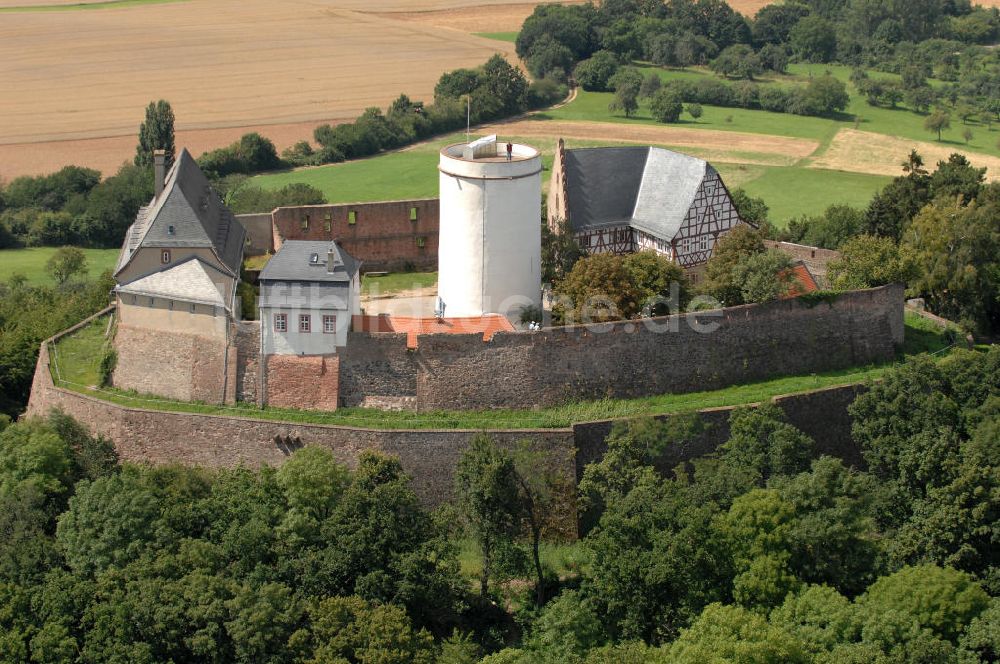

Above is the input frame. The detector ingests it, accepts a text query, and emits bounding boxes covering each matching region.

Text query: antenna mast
[466,96,470,143]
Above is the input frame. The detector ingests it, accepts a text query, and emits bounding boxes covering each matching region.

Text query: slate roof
[563,146,710,240]
[115,148,246,277]
[116,257,228,309]
[259,241,360,283]
[258,241,360,310]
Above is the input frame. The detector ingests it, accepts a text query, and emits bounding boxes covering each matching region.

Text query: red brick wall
[272,199,439,272]
[264,354,339,411]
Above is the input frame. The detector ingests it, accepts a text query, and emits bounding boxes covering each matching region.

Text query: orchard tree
[573,50,620,92]
[45,247,87,286]
[925,110,951,141]
[608,67,642,117]
[650,88,684,124]
[135,99,175,167]
[687,103,703,121]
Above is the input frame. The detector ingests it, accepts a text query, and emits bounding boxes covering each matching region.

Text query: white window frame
[274,313,287,333]
[322,315,336,334]
[299,314,311,333]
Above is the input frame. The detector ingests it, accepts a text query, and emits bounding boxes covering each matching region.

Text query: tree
[904,193,1000,333]
[963,128,974,144]
[649,88,684,123]
[275,446,350,542]
[541,217,584,285]
[925,110,952,140]
[782,204,862,249]
[135,99,175,168]
[45,247,87,286]
[555,253,642,323]
[731,249,794,304]
[525,34,574,79]
[0,418,74,503]
[730,189,768,227]
[623,250,691,315]
[482,55,529,116]
[699,223,767,306]
[573,50,620,91]
[710,44,763,80]
[752,3,811,45]
[608,67,642,117]
[667,603,809,663]
[789,16,837,63]
[802,74,850,116]
[687,102,703,120]
[454,434,524,597]
[860,565,990,644]
[828,234,918,290]
[639,73,662,99]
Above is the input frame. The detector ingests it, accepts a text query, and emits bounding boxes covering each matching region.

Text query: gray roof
[116,257,228,309]
[115,148,246,276]
[563,146,710,239]
[259,241,360,283]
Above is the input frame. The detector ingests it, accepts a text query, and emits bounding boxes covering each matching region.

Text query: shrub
[650,88,684,123]
[573,50,620,91]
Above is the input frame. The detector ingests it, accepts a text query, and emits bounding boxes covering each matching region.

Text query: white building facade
[437,136,542,318]
[258,241,361,355]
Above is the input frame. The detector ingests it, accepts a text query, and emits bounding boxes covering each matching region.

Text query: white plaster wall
[260,279,358,355]
[438,143,541,318]
[117,297,229,339]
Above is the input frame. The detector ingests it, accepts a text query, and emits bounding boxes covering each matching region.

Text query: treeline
[0,272,114,419]
[516,0,1000,125]
[3,346,999,661]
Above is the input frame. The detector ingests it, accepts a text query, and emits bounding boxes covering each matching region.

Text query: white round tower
[437,136,542,319]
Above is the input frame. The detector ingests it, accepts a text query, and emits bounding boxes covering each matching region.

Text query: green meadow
[0,247,120,285]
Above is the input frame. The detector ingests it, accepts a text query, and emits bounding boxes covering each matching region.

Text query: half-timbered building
[548,139,747,267]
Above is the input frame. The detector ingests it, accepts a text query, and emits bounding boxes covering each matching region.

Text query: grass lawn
[362,271,436,296]
[474,31,518,43]
[50,312,956,430]
[48,317,110,388]
[0,247,119,285]
[739,166,891,224]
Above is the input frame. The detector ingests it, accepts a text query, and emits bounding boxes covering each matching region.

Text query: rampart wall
[271,199,440,272]
[28,328,872,537]
[339,284,904,411]
[235,213,273,257]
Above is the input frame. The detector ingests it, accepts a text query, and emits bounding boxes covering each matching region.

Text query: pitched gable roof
[115,148,246,277]
[259,241,361,284]
[116,257,229,309]
[562,146,714,240]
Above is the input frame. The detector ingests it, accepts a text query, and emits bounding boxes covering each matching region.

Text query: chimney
[327,248,336,274]
[153,150,166,197]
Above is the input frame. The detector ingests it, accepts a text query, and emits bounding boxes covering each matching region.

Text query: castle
[108,138,888,413]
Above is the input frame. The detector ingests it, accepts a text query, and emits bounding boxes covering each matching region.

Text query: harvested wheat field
[809,128,1000,181]
[370,1,581,33]
[477,119,820,164]
[0,0,523,176]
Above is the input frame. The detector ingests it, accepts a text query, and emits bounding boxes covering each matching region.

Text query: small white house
[258,241,361,355]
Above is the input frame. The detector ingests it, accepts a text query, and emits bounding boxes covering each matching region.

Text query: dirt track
[809,128,1000,181]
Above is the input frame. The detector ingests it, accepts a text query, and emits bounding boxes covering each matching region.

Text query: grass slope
[50,312,955,430]
[739,167,891,222]
[474,31,518,43]
[0,247,120,285]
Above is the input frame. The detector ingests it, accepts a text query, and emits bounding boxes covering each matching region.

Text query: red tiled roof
[784,261,820,297]
[386,315,515,349]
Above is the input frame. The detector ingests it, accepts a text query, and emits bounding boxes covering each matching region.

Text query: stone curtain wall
[271,199,440,272]
[264,354,340,411]
[339,285,904,411]
[29,337,870,537]
[234,321,261,404]
[113,325,231,404]
[28,343,577,533]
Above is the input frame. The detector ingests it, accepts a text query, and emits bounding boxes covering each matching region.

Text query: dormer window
[309,253,320,264]
[161,250,171,264]
[167,225,175,236]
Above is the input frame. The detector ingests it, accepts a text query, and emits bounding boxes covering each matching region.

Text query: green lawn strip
[739,166,891,225]
[51,314,952,430]
[474,31,518,43]
[0,0,184,12]
[362,271,437,296]
[48,317,109,387]
[0,247,120,285]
